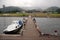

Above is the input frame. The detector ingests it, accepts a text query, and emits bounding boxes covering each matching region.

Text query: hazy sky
[0,0,60,9]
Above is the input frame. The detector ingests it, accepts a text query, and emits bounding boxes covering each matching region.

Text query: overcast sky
[0,0,60,9]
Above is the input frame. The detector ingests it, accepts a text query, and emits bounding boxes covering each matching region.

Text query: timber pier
[0,15,60,40]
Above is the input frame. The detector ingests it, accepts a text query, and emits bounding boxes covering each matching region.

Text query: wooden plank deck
[0,15,60,40]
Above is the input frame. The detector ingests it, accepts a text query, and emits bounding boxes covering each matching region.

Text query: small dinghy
[3,20,23,34]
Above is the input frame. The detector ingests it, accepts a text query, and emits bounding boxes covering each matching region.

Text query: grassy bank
[0,13,29,17]
[49,14,60,18]
[0,13,60,18]
[30,13,60,18]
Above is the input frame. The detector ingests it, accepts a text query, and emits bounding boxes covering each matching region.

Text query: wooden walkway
[0,16,60,40]
[21,16,40,40]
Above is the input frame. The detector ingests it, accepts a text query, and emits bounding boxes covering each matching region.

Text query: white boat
[3,20,23,34]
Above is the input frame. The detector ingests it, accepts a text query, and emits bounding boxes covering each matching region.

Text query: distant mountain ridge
[0,6,23,13]
[0,6,60,13]
[0,6,42,13]
[46,6,60,12]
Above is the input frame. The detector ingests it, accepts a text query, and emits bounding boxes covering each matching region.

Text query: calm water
[0,17,60,36]
[36,18,60,35]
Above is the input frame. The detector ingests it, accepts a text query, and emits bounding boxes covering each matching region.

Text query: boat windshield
[19,21,23,25]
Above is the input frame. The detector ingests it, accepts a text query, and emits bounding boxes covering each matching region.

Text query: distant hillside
[0,6,23,13]
[56,8,60,13]
[46,6,60,12]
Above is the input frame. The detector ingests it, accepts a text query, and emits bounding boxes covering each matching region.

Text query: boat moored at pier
[3,20,23,34]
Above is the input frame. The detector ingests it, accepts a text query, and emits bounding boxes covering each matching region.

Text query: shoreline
[0,13,60,18]
[0,16,60,18]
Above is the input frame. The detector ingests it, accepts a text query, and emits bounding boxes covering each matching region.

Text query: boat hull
[3,25,23,34]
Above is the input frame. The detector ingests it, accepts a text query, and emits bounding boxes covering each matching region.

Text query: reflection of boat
[3,20,23,34]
